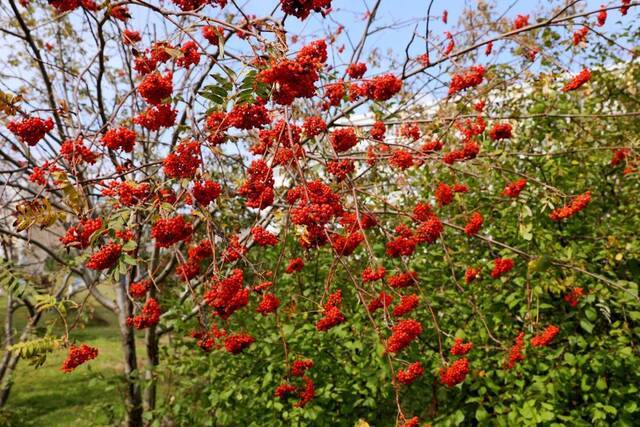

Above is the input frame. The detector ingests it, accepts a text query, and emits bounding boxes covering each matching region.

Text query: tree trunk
[0,293,15,406]
[143,246,160,419]
[143,323,159,415]
[0,298,40,407]
[115,277,143,427]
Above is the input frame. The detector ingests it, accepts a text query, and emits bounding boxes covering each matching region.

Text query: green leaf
[580,319,594,334]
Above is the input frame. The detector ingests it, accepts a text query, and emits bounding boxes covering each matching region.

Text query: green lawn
[0,293,136,426]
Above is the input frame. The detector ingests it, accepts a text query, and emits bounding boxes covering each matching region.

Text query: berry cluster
[61,344,98,373]
[386,319,423,353]
[7,116,54,146]
[549,191,591,221]
[151,216,193,248]
[128,298,161,329]
[316,290,345,331]
[86,242,122,270]
[531,325,560,347]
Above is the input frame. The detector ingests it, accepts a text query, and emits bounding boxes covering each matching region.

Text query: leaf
[52,171,87,214]
[122,240,137,252]
[519,222,533,241]
[14,198,65,231]
[9,336,61,367]
[528,256,551,273]
[0,258,31,297]
[579,319,594,334]
[0,90,22,115]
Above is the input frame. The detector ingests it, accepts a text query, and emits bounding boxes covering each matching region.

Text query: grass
[0,290,144,427]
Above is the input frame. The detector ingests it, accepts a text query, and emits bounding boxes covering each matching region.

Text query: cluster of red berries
[464,212,484,236]
[549,191,591,221]
[61,344,98,373]
[7,116,54,146]
[435,183,453,207]
[256,292,280,316]
[275,357,316,406]
[326,159,355,181]
[285,257,304,273]
[329,128,358,152]
[224,333,255,354]
[362,266,386,283]
[465,267,480,284]
[122,29,141,45]
[151,216,193,248]
[258,39,327,105]
[389,150,415,170]
[60,218,102,249]
[134,41,175,75]
[561,68,591,92]
[130,280,152,299]
[442,140,480,164]
[139,72,173,105]
[439,357,470,387]
[49,0,98,13]
[204,269,249,319]
[573,27,589,45]
[171,0,226,11]
[505,332,526,369]
[488,123,513,141]
[513,14,529,29]
[610,148,630,166]
[450,338,473,356]
[191,180,221,206]
[388,271,418,289]
[367,291,393,313]
[357,74,402,102]
[29,161,60,186]
[102,181,150,207]
[564,287,584,308]
[597,6,607,26]
[175,41,200,69]
[280,0,332,20]
[502,178,527,197]
[386,319,422,353]
[303,116,327,137]
[134,104,176,131]
[347,62,367,79]
[369,121,386,141]
[491,258,514,279]
[227,102,271,130]
[60,138,99,166]
[531,325,560,347]
[251,226,279,246]
[202,26,224,44]
[127,298,161,329]
[448,66,486,96]
[322,81,345,109]
[330,232,364,256]
[163,140,201,179]
[385,226,418,257]
[221,235,247,264]
[316,290,345,331]
[392,294,420,318]
[238,160,274,209]
[289,180,344,229]
[86,242,122,270]
[396,361,424,385]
